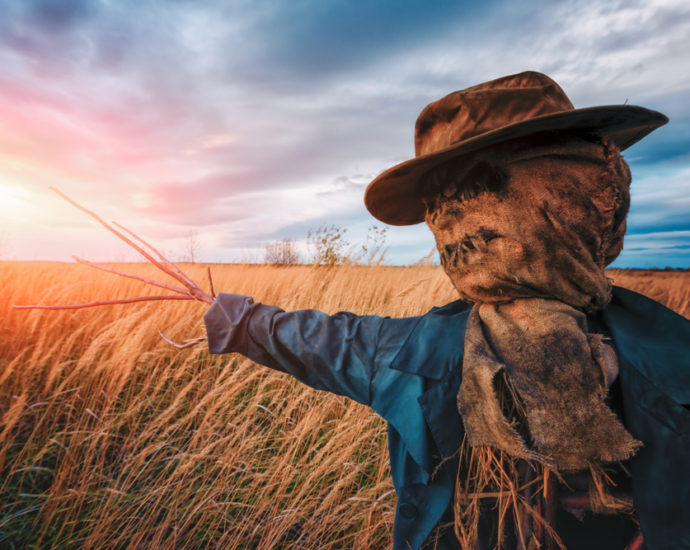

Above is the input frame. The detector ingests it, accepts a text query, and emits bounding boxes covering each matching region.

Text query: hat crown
[414,71,574,157]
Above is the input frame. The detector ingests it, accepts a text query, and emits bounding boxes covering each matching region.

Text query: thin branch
[207,267,216,300]
[72,256,190,296]
[49,187,212,303]
[13,295,195,311]
[158,330,207,349]
[113,221,198,289]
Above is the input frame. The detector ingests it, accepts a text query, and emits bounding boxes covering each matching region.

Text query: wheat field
[1,262,688,549]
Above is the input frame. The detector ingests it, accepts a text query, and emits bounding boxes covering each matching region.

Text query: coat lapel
[388,299,470,463]
[418,372,464,459]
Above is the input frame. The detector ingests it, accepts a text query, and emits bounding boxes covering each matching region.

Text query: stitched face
[422,135,631,309]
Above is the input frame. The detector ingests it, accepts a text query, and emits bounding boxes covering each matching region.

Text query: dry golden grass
[606,269,690,318]
[1,262,688,549]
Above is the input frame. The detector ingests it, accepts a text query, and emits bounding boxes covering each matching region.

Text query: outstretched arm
[205,294,388,405]
[13,189,422,386]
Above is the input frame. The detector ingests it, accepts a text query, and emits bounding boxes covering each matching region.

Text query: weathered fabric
[423,134,639,470]
[460,300,637,471]
[203,288,690,549]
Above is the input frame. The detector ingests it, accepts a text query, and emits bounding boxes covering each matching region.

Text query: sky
[0,0,688,267]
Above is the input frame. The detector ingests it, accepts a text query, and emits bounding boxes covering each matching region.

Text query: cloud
[614,230,690,268]
[213,1,493,87]
[317,174,370,197]
[625,163,690,234]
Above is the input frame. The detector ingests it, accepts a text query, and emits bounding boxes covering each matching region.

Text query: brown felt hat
[364,71,668,226]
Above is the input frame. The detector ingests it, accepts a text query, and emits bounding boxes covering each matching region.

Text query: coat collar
[603,286,690,403]
[389,299,470,380]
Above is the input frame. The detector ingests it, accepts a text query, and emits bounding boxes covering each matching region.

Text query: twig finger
[72,256,191,296]
[13,295,195,310]
[113,221,199,289]
[49,187,212,304]
[158,330,207,349]
[50,187,200,295]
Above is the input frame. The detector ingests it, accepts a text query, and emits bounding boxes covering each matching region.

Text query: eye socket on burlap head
[422,132,631,310]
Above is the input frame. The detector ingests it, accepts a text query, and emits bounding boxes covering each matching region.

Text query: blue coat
[204,286,690,549]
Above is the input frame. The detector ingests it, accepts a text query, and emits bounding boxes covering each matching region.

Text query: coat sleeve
[204,293,417,406]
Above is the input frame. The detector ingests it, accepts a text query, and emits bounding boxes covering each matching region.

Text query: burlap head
[423,133,630,308]
[423,134,640,470]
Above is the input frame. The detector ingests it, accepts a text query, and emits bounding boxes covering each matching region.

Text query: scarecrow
[18,71,690,549]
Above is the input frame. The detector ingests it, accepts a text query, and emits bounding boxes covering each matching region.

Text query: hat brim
[364,105,668,226]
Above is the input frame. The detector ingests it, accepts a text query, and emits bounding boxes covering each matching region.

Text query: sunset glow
[0,183,27,210]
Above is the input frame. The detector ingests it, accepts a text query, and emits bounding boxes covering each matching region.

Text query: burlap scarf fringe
[453,441,636,550]
[451,374,634,550]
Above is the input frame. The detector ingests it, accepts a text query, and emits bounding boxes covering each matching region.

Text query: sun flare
[0,183,29,214]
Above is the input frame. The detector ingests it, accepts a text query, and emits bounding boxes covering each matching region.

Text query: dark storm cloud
[1,0,104,69]
[23,0,95,30]
[217,0,495,86]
